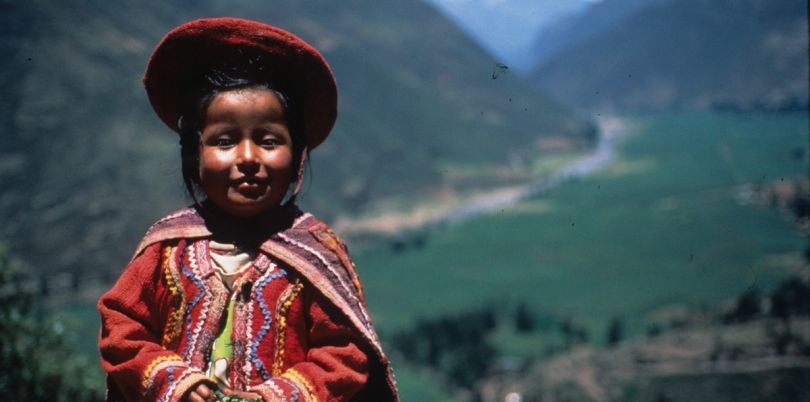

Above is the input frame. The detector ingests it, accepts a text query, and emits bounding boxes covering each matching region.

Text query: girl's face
[199,87,294,217]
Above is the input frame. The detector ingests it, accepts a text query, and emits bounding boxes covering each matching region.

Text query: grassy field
[354,111,808,398]
[52,111,807,400]
[618,367,810,402]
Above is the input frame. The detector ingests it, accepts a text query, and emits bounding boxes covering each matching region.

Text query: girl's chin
[218,203,274,217]
[233,185,269,200]
[204,189,286,217]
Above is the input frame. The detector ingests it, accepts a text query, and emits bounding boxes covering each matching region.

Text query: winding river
[442,117,622,226]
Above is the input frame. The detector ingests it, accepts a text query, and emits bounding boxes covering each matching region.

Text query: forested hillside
[0,0,594,279]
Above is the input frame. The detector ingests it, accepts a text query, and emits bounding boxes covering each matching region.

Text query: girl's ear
[291,147,308,196]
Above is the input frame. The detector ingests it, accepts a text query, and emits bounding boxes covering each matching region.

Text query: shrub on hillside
[0,247,103,401]
[723,288,761,324]
[770,277,810,320]
[606,316,624,347]
[391,307,497,389]
[514,301,535,333]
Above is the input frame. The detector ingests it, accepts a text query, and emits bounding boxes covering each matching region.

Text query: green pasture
[357,110,808,345]
[357,111,807,399]
[618,367,810,402]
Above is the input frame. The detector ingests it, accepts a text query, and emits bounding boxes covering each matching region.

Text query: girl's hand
[185,383,217,402]
[221,387,262,401]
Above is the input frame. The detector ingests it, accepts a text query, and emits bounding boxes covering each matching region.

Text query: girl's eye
[261,137,280,148]
[214,137,234,147]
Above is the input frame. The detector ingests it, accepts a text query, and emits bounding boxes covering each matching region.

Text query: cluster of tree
[559,317,590,349]
[512,302,604,349]
[605,316,625,347]
[388,230,429,254]
[0,248,103,401]
[710,97,809,114]
[719,276,810,357]
[391,307,497,389]
[723,276,810,324]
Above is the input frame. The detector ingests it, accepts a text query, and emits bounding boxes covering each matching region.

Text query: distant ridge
[528,0,671,67]
[530,0,809,112]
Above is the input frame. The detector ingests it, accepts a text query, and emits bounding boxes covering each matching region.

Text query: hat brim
[143,17,337,150]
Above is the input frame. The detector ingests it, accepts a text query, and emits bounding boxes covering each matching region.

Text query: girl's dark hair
[177,49,306,206]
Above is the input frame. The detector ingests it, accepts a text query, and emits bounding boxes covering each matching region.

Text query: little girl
[98,18,398,402]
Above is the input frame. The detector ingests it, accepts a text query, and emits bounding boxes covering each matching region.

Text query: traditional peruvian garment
[98,205,398,402]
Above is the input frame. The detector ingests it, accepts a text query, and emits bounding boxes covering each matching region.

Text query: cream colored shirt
[208,240,256,290]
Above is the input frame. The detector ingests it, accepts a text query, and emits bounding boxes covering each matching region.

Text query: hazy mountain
[531,0,808,111]
[0,0,594,278]
[421,0,593,70]
[528,0,671,66]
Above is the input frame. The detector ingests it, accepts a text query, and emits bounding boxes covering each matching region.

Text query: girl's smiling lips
[232,176,268,192]
[231,176,268,185]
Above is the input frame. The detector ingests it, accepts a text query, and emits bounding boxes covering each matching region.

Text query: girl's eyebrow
[201,125,236,137]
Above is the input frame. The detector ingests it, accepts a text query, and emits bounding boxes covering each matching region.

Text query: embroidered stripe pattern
[277,233,372,327]
[272,281,304,375]
[254,253,271,271]
[145,208,195,235]
[141,355,183,393]
[279,377,300,402]
[155,208,194,226]
[157,366,175,402]
[162,246,186,345]
[180,245,206,359]
[161,369,197,402]
[242,254,271,382]
[293,212,312,227]
[283,369,317,402]
[251,263,287,380]
[194,240,214,276]
[243,287,255,382]
[263,379,287,402]
[185,241,213,365]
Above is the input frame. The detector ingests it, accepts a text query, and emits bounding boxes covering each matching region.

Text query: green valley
[354,111,809,400]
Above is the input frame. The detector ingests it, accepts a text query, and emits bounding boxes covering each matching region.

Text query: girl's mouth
[232,177,268,195]
[238,182,261,191]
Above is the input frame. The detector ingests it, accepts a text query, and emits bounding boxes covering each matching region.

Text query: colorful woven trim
[180,243,208,360]
[133,207,209,262]
[250,263,287,380]
[161,370,212,402]
[250,378,288,402]
[309,224,365,302]
[282,369,318,402]
[162,245,186,345]
[141,354,184,395]
[272,281,305,375]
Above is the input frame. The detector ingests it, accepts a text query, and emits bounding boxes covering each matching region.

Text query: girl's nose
[237,140,256,161]
[236,141,259,171]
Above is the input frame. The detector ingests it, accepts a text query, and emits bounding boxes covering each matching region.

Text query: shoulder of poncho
[264,212,357,280]
[274,212,345,250]
[130,206,208,261]
[129,206,327,262]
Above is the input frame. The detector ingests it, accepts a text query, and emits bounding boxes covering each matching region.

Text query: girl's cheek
[199,148,229,171]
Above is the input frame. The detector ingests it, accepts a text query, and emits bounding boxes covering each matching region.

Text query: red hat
[143,17,337,150]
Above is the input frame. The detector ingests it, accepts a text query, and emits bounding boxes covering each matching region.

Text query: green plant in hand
[214,389,262,402]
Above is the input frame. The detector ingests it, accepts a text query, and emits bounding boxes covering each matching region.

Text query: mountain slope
[528,0,671,66]
[531,0,808,111]
[1,0,594,279]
